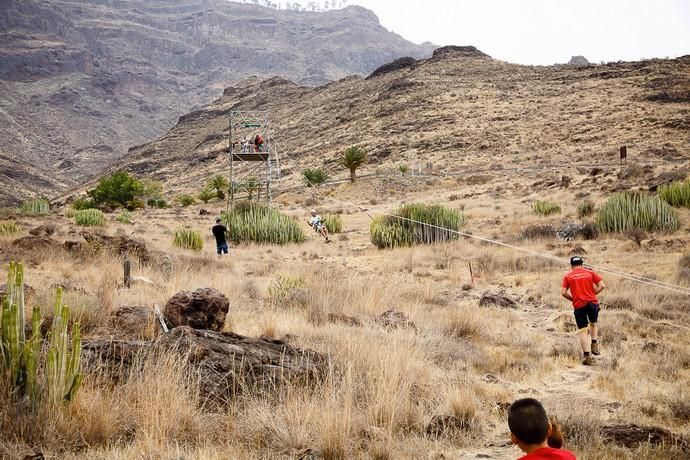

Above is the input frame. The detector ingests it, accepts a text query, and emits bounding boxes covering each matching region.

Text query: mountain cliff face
[98,47,689,200]
[0,0,434,205]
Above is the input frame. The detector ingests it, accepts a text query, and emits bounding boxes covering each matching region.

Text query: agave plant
[370,203,463,249]
[173,227,203,251]
[532,200,561,216]
[74,209,105,226]
[596,192,679,233]
[20,199,49,215]
[658,180,690,208]
[0,221,21,236]
[223,202,305,245]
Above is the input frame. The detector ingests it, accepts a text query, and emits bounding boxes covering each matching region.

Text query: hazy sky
[349,0,690,65]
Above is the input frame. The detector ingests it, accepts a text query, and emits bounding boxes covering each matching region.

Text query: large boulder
[28,223,57,237]
[11,235,60,253]
[78,231,150,264]
[164,288,229,331]
[109,305,154,338]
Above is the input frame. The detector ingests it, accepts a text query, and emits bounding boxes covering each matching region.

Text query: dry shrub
[624,227,647,247]
[678,253,690,284]
[604,297,634,311]
[443,308,485,341]
[667,392,690,422]
[557,408,603,449]
[520,224,556,240]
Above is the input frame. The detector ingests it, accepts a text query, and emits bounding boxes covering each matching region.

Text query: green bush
[64,208,77,218]
[323,214,343,233]
[399,164,410,176]
[596,192,679,233]
[659,181,690,208]
[71,197,95,210]
[20,199,49,215]
[342,145,367,183]
[115,209,133,224]
[173,227,203,251]
[147,198,168,208]
[0,222,21,236]
[223,202,305,245]
[2,262,81,404]
[198,188,215,204]
[532,200,561,216]
[576,200,595,218]
[268,275,307,307]
[303,168,329,187]
[74,209,105,227]
[87,171,144,209]
[208,175,229,200]
[176,194,196,207]
[370,203,463,249]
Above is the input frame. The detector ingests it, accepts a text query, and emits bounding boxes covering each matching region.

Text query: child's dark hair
[508,398,550,445]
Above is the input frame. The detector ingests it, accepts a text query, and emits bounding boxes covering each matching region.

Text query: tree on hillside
[342,145,367,183]
[87,171,144,209]
[208,175,229,200]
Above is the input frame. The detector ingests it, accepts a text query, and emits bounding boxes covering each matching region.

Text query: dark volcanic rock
[479,292,517,309]
[601,424,688,450]
[367,57,417,79]
[109,305,154,338]
[376,309,416,330]
[432,45,490,59]
[164,288,229,331]
[79,231,150,264]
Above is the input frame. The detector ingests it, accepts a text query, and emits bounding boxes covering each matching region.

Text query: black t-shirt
[212,224,227,244]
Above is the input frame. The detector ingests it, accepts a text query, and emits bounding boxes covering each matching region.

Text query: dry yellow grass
[1,172,690,459]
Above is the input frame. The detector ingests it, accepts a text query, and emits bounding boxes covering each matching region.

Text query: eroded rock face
[164,288,229,332]
[77,231,151,264]
[11,235,60,253]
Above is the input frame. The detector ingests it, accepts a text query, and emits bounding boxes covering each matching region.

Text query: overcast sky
[349,0,690,65]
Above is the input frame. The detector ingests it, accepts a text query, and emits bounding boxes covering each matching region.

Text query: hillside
[0,0,434,205]
[109,46,690,199]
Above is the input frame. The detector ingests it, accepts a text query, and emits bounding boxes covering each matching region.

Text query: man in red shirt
[561,256,606,365]
[508,398,577,459]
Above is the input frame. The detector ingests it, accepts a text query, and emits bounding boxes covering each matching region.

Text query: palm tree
[208,175,229,200]
[342,145,367,183]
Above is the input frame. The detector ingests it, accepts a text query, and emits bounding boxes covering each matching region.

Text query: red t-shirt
[518,447,577,460]
[562,267,602,309]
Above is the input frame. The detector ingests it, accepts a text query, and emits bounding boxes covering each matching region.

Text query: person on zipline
[212,217,229,258]
[561,256,605,365]
[307,209,330,243]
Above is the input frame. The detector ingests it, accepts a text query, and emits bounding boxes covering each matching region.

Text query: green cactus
[47,292,82,404]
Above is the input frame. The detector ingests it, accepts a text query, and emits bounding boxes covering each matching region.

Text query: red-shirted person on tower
[508,398,577,460]
[561,256,606,365]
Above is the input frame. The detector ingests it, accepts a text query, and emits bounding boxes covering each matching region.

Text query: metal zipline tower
[228,110,280,208]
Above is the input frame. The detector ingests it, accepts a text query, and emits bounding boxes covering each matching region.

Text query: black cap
[570,256,584,265]
[216,217,221,223]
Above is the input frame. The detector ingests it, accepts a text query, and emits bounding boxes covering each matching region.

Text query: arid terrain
[0,0,434,205]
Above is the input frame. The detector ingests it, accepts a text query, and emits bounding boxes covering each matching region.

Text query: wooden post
[620,145,627,165]
[469,261,475,287]
[123,259,131,288]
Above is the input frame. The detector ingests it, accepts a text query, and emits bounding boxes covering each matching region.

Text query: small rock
[376,309,416,330]
[461,283,473,291]
[199,208,210,216]
[569,245,587,255]
[164,288,229,331]
[110,305,154,338]
[28,224,56,237]
[479,292,517,309]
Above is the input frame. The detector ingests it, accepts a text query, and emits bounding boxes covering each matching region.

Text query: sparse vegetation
[596,192,679,233]
[74,209,105,226]
[87,171,144,210]
[658,180,690,208]
[71,197,95,210]
[370,203,463,248]
[198,187,215,204]
[399,164,410,176]
[303,168,329,187]
[268,275,308,307]
[208,175,229,200]
[342,145,367,183]
[240,177,262,201]
[531,200,561,216]
[576,199,595,218]
[678,253,690,284]
[176,194,196,207]
[323,213,343,233]
[0,221,21,236]
[20,198,50,215]
[223,202,305,245]
[115,209,133,224]
[172,227,203,251]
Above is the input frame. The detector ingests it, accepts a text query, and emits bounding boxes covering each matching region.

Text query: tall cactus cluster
[370,204,464,249]
[1,261,81,405]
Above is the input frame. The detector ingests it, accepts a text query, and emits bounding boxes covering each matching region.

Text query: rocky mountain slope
[105,46,689,199]
[0,0,434,205]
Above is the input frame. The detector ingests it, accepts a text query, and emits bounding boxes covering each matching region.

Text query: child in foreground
[508,398,576,459]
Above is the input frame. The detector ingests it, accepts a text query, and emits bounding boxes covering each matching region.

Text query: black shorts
[574,302,599,330]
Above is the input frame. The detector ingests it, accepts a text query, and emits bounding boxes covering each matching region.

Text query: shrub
[370,203,463,249]
[115,209,133,224]
[531,200,561,216]
[678,253,690,284]
[302,168,329,187]
[658,180,690,208]
[239,177,262,201]
[596,192,679,233]
[176,194,196,207]
[268,275,308,307]
[71,197,95,210]
[576,200,595,218]
[74,209,105,226]
[172,228,203,251]
[87,171,144,209]
[223,202,305,245]
[520,224,556,240]
[323,214,343,233]
[0,221,21,236]
[20,198,49,215]
[2,262,82,404]
[342,145,367,183]
[64,208,76,218]
[208,175,229,200]
[198,188,215,204]
[147,198,168,208]
[399,164,410,176]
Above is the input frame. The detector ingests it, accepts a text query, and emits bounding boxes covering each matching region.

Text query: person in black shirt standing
[212,217,229,258]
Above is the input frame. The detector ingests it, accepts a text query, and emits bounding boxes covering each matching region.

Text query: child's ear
[510,432,519,445]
